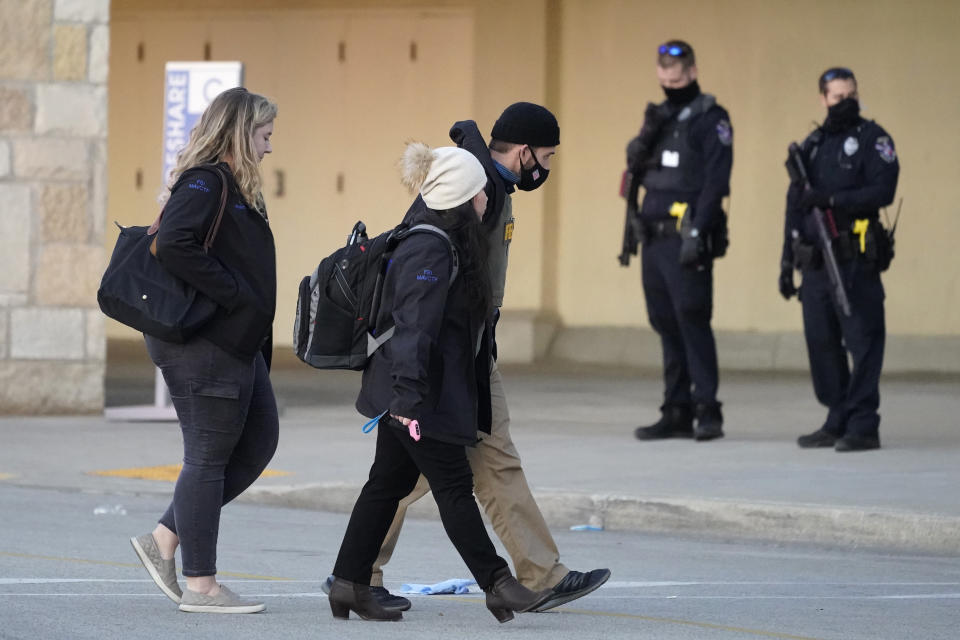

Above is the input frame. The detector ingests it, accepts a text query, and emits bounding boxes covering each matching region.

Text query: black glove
[799,188,832,210]
[619,215,639,267]
[679,228,703,266]
[627,103,669,170]
[626,136,645,171]
[639,102,669,146]
[779,263,797,300]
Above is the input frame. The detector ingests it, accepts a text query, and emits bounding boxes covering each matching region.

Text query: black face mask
[517,147,549,191]
[823,97,860,132]
[662,79,701,105]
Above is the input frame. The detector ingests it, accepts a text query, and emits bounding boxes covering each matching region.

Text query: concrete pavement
[2,357,959,555]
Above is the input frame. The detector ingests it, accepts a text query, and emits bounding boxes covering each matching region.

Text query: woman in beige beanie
[327,143,551,623]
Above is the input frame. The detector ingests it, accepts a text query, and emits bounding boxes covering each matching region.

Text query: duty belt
[641,219,680,240]
[793,219,881,271]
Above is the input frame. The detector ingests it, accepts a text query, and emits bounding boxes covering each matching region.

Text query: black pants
[800,261,885,438]
[144,335,279,577]
[641,234,719,407]
[333,421,508,590]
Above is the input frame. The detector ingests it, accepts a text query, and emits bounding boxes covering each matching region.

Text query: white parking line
[4,578,960,587]
[0,592,328,597]
[605,581,960,587]
[3,593,960,601]
[4,577,960,603]
[0,578,319,585]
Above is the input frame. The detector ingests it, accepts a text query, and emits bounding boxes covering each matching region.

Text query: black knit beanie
[490,102,560,147]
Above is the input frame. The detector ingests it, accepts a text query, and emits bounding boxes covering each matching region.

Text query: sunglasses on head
[821,67,854,83]
[658,43,689,57]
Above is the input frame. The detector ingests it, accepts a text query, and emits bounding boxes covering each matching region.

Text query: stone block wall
[0,0,110,413]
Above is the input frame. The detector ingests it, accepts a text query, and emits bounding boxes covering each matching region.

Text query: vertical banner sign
[107,61,246,422]
[162,61,244,186]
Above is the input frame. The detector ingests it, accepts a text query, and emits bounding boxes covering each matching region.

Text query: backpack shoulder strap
[397,223,460,285]
[366,225,459,358]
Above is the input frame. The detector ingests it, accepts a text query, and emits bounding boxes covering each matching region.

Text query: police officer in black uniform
[780,67,899,452]
[625,40,732,442]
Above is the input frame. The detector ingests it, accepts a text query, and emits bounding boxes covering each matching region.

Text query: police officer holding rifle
[781,67,899,452]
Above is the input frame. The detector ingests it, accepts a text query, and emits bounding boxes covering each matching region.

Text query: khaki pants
[370,360,569,591]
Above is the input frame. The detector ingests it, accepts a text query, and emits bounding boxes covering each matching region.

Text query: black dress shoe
[533,568,611,612]
[835,435,880,452]
[797,428,839,448]
[370,586,411,611]
[321,575,410,611]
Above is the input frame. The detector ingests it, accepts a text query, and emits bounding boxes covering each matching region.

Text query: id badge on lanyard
[503,217,515,245]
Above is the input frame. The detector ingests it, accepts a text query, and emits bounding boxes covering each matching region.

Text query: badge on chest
[662,150,680,168]
[843,136,859,156]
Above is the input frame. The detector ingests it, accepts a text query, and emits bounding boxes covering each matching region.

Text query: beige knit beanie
[400,142,487,210]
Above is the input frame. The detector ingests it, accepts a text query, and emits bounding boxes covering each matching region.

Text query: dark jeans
[333,420,508,590]
[641,235,719,407]
[800,261,885,438]
[144,334,279,577]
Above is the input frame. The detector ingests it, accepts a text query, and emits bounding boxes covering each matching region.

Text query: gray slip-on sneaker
[179,585,265,614]
[130,533,182,604]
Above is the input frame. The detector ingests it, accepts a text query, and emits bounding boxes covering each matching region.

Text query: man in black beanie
[323,102,610,613]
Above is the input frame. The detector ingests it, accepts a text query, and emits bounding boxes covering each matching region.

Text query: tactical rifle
[785,142,852,317]
[618,169,642,266]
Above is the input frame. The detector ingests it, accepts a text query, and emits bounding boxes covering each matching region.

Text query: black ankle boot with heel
[484,567,552,623]
[328,576,402,621]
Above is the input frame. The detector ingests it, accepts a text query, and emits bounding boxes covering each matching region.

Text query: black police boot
[693,402,724,441]
[797,428,839,448]
[634,404,693,440]
[835,434,880,452]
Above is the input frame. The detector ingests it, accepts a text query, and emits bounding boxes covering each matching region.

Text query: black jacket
[782,118,899,264]
[356,215,489,447]
[449,120,510,229]
[639,98,733,234]
[154,163,276,361]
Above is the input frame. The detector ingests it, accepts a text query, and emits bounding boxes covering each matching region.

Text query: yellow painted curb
[88,464,291,482]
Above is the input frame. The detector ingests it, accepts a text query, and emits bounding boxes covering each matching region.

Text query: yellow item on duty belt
[853,219,869,253]
[669,202,688,231]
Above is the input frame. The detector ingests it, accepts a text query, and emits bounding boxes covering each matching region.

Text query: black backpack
[293,220,459,370]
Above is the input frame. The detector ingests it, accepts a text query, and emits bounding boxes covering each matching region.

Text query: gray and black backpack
[293,220,458,370]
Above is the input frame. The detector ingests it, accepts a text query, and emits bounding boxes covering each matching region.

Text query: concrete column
[0,0,109,413]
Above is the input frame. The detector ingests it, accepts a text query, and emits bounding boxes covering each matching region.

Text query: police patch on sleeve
[716,119,733,146]
[874,136,896,163]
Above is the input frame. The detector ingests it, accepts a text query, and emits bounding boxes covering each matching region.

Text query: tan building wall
[107,0,551,353]
[105,0,960,374]
[554,0,959,333]
[549,0,960,370]
[0,0,110,414]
